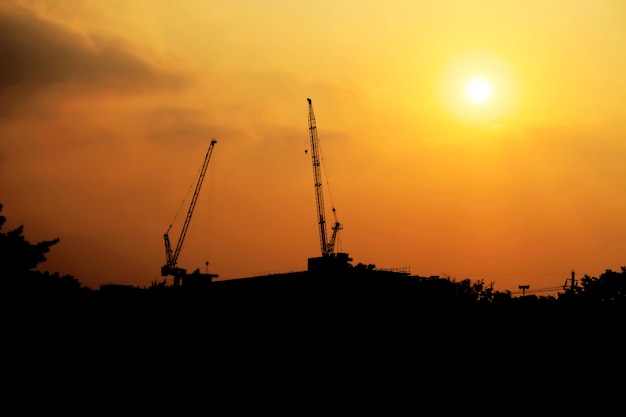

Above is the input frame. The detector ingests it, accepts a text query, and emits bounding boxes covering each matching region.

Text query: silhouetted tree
[0,204,82,293]
[577,268,626,303]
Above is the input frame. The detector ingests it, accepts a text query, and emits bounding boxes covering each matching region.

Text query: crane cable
[165,163,202,236]
[304,98,343,254]
[319,141,343,253]
[165,147,215,272]
[203,156,217,273]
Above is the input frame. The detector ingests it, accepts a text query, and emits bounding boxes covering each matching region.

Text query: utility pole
[563,270,577,291]
[519,285,530,297]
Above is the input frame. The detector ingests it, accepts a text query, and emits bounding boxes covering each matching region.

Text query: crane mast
[307,98,342,257]
[162,139,217,286]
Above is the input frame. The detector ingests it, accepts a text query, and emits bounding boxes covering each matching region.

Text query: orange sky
[1,0,625,294]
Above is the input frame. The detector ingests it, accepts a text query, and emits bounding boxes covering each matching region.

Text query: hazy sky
[1,0,625,293]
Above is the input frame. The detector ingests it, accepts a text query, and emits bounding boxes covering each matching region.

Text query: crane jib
[162,139,217,285]
[307,98,341,258]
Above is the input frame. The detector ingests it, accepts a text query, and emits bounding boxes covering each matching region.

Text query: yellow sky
[1,0,625,294]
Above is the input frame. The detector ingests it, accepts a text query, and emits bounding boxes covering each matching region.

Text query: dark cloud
[0,3,186,116]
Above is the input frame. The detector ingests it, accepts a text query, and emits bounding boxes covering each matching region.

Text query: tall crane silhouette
[306,98,351,273]
[307,98,342,256]
[162,139,217,286]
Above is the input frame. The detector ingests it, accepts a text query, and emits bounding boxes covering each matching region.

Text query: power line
[510,285,564,295]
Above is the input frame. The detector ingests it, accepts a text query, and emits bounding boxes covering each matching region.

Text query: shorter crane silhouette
[162,139,217,286]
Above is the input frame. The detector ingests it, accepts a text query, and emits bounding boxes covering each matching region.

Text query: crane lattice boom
[162,139,217,285]
[307,98,341,257]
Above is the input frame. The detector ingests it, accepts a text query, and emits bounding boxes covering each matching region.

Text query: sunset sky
[1,0,625,294]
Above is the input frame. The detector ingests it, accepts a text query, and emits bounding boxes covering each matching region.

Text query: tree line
[2,203,625,308]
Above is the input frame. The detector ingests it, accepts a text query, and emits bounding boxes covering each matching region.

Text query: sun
[465,77,492,104]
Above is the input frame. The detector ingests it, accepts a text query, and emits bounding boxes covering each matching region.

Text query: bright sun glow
[465,78,492,104]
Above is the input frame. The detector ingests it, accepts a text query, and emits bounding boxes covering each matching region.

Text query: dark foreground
[6,272,625,412]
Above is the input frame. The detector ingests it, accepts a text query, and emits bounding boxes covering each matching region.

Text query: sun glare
[465,78,492,104]
[439,52,517,123]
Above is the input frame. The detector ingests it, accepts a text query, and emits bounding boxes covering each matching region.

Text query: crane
[307,98,342,257]
[306,98,351,273]
[162,139,217,286]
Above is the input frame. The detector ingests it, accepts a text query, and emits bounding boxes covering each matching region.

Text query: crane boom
[162,139,217,285]
[307,98,342,257]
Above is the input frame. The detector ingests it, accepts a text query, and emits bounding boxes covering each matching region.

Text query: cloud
[0,2,186,118]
